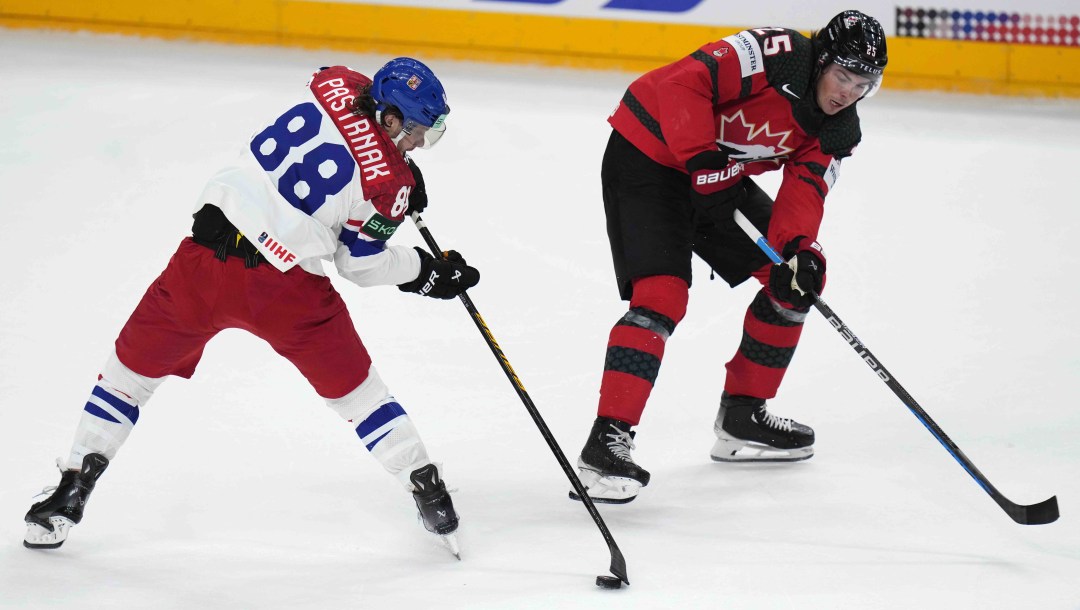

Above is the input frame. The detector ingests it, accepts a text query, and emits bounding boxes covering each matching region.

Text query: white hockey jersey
[195,66,421,287]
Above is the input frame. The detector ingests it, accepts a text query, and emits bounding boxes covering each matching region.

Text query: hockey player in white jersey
[23,59,476,558]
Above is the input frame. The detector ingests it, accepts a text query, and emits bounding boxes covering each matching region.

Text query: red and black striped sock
[597,275,688,425]
[724,289,808,399]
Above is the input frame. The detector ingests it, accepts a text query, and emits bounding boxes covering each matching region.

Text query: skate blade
[569,468,642,504]
[710,437,814,463]
[439,533,461,560]
[24,517,73,549]
[417,513,461,560]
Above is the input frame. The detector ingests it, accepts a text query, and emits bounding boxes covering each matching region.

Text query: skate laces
[757,407,793,432]
[33,485,59,501]
[604,424,636,461]
[34,458,67,498]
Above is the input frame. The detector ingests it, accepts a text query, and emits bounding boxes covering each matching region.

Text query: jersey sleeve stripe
[797,175,826,199]
[689,50,721,104]
[739,76,753,99]
[339,226,387,257]
[622,90,666,144]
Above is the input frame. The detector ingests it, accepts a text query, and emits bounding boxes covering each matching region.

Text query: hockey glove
[405,156,428,215]
[398,247,480,300]
[769,236,826,309]
[687,150,743,221]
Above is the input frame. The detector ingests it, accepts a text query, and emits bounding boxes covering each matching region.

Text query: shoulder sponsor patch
[824,158,841,192]
[360,212,402,239]
[722,32,765,79]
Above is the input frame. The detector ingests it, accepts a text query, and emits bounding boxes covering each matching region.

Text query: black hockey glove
[687,150,743,222]
[405,156,428,215]
[398,247,480,300]
[769,236,826,309]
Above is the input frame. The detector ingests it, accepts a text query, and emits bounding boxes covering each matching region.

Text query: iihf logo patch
[259,232,296,265]
[407,75,421,90]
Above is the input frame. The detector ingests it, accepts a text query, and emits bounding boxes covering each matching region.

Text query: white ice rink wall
[2,0,1079,96]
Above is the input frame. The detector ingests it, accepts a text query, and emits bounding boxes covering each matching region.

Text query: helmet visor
[828,61,883,98]
[402,114,447,149]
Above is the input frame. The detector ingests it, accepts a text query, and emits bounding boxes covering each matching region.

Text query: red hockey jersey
[608,28,863,250]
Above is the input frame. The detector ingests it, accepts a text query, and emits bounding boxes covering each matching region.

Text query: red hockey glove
[687,150,743,221]
[769,236,826,309]
[398,248,480,299]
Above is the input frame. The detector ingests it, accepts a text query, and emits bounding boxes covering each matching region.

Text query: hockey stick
[410,212,630,585]
[733,209,1059,525]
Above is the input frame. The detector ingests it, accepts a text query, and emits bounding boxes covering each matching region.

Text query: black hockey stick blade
[997,493,1059,525]
[609,544,629,585]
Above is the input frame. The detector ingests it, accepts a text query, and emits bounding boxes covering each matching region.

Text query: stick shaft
[410,213,631,578]
[732,210,1057,525]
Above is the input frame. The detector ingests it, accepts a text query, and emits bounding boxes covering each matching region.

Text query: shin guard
[724,290,808,399]
[598,275,688,425]
[354,398,431,490]
[68,352,163,469]
[330,369,432,491]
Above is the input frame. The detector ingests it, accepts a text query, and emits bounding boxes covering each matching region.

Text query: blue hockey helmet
[371,57,450,149]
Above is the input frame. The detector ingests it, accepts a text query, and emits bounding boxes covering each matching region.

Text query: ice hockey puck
[595,575,623,589]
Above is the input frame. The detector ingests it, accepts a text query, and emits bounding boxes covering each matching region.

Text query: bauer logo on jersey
[722,32,764,79]
[360,212,402,239]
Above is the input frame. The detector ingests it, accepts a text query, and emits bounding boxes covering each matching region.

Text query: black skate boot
[24,453,109,549]
[410,464,460,559]
[571,416,650,504]
[711,392,814,462]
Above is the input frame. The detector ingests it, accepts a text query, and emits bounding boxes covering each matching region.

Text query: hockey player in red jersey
[574,11,888,503]
[24,59,476,556]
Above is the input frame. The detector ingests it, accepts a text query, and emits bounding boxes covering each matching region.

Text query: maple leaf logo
[717,109,794,164]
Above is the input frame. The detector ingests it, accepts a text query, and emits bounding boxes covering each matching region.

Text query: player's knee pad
[100,350,165,406]
[324,364,391,421]
[604,275,688,395]
[753,290,809,328]
[628,275,689,327]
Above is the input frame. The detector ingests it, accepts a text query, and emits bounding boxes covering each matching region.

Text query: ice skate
[410,464,461,559]
[24,453,109,549]
[711,392,814,462]
[571,416,651,504]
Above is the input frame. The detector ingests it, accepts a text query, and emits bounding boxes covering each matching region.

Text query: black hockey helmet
[814,11,888,95]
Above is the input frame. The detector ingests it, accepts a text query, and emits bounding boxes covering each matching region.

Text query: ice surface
[1,28,1078,609]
